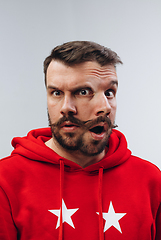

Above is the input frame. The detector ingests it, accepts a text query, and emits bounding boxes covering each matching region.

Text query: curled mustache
[49,115,118,130]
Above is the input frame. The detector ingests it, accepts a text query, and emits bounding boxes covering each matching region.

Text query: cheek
[76,101,95,120]
[47,100,60,121]
[112,99,117,111]
[110,101,117,122]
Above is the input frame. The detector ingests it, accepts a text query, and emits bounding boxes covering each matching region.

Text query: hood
[11,127,131,172]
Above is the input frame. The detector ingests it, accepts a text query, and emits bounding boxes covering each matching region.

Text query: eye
[52,90,62,96]
[105,89,115,98]
[75,88,94,97]
[79,89,90,95]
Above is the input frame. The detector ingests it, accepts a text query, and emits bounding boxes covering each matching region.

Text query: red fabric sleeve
[156,203,161,240]
[0,187,17,240]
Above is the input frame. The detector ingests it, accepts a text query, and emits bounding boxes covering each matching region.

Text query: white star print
[48,199,79,229]
[97,201,126,233]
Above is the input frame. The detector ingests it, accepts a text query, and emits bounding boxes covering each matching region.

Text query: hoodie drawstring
[59,160,64,240]
[98,167,104,240]
[59,162,104,240]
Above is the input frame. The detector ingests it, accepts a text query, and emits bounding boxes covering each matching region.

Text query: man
[0,41,160,240]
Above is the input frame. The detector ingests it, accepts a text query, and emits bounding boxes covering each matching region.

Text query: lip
[89,131,106,140]
[89,122,108,140]
[89,122,108,131]
[60,121,79,132]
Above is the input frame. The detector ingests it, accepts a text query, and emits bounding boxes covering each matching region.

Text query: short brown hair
[43,41,122,85]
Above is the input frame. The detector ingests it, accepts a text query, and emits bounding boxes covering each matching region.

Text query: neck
[45,138,106,168]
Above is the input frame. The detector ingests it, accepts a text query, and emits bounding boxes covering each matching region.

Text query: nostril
[96,110,104,115]
[68,111,76,116]
[61,110,76,116]
[60,100,77,115]
[96,111,110,117]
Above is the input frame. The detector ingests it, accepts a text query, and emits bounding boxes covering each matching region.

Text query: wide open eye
[52,90,62,96]
[79,89,90,96]
[105,89,115,98]
[75,88,94,97]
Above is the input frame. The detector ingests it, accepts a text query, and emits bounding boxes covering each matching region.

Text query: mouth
[88,122,109,140]
[61,121,79,127]
[89,125,105,134]
[60,121,79,132]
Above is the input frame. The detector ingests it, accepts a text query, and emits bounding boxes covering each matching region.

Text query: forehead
[46,60,118,87]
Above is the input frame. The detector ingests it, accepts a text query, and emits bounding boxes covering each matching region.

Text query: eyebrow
[70,85,93,93]
[47,85,59,90]
[110,80,118,87]
[47,80,118,91]
[47,84,93,92]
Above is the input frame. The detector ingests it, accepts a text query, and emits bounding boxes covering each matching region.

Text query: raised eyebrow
[110,80,118,87]
[72,85,93,93]
[47,85,59,90]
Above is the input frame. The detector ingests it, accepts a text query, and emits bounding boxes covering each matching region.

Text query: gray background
[0,0,161,169]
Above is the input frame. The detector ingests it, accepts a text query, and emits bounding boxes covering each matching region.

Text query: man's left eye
[105,90,115,98]
[79,89,90,95]
[75,89,93,97]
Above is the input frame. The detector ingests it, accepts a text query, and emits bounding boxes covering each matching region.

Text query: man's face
[46,60,118,156]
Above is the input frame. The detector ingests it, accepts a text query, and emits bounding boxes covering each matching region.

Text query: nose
[95,95,111,117]
[60,95,77,116]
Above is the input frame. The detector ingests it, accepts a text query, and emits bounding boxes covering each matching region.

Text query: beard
[48,113,117,157]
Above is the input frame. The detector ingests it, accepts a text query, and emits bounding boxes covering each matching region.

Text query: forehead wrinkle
[79,62,117,76]
[87,69,117,78]
[82,63,118,79]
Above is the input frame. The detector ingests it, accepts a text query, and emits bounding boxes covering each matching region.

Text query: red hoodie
[0,128,161,240]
